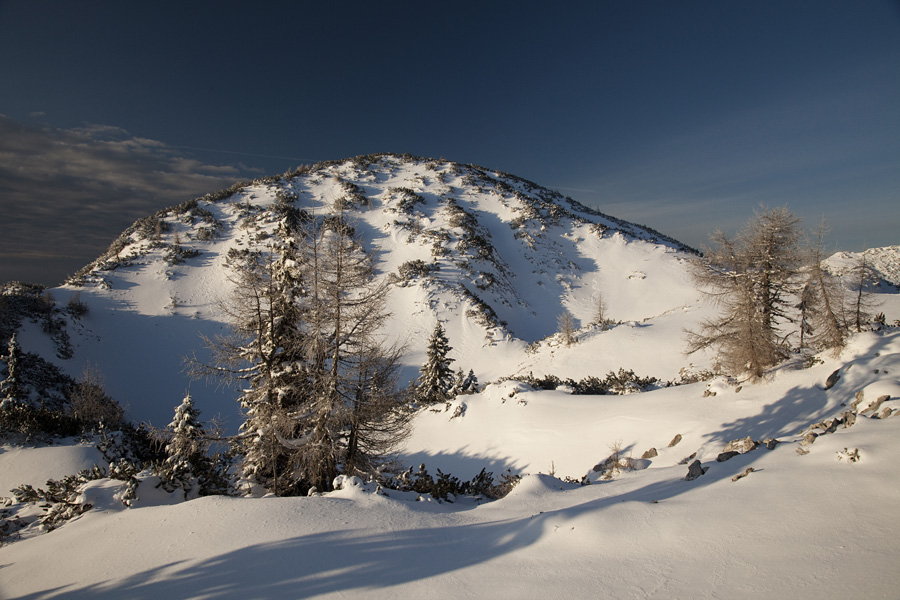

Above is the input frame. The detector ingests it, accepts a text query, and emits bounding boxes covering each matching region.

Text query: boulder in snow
[684,460,708,481]
[716,451,739,462]
[723,436,758,454]
[800,432,818,446]
[824,369,841,390]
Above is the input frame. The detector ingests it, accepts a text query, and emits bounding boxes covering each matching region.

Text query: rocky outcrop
[824,369,841,390]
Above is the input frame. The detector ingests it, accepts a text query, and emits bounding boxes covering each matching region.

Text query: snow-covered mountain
[13,153,707,431]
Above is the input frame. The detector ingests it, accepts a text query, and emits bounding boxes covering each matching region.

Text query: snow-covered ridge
[824,245,900,288]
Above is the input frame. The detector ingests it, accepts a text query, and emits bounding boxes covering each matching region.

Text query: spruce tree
[0,333,23,408]
[159,393,207,497]
[449,369,479,396]
[418,323,455,404]
[0,334,26,432]
[196,219,310,496]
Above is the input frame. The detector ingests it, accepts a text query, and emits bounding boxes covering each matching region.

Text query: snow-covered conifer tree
[0,333,27,432]
[0,333,23,409]
[195,216,310,496]
[417,322,455,404]
[449,368,479,396]
[159,393,210,498]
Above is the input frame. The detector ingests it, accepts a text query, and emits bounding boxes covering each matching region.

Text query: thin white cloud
[0,116,258,285]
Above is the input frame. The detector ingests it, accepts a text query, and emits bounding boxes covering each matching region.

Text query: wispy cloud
[0,116,258,285]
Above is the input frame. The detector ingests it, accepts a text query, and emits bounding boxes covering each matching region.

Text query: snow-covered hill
[13,153,706,431]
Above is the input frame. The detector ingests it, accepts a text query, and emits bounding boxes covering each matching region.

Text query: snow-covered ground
[3,331,900,599]
[2,155,899,598]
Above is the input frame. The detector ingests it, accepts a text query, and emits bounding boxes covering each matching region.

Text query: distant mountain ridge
[823,245,900,288]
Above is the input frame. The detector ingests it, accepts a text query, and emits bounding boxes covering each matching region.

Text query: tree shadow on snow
[19,518,545,599]
[398,449,522,483]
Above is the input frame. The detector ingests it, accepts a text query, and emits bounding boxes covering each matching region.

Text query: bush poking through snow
[68,365,123,430]
[7,466,105,534]
[387,464,520,501]
[592,440,635,480]
[515,369,659,395]
[836,448,860,463]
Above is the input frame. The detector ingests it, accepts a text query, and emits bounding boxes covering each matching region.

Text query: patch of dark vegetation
[515,368,660,395]
[386,464,521,501]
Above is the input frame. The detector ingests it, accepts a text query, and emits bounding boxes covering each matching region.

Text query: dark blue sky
[1,1,898,285]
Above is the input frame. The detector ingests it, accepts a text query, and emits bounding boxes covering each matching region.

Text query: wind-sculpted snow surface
[3,331,900,598]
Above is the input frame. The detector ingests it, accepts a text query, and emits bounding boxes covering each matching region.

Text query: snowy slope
[2,331,900,599]
[14,154,705,431]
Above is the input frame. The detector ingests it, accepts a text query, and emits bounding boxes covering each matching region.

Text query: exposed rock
[879,407,894,419]
[822,418,841,434]
[640,447,658,459]
[796,446,810,456]
[764,438,780,450]
[668,434,682,447]
[684,460,708,481]
[723,436,758,454]
[703,389,716,397]
[731,467,755,482]
[841,411,857,428]
[716,451,740,462]
[677,452,697,465]
[800,432,818,446]
[861,395,891,416]
[825,369,841,390]
[851,390,865,411]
